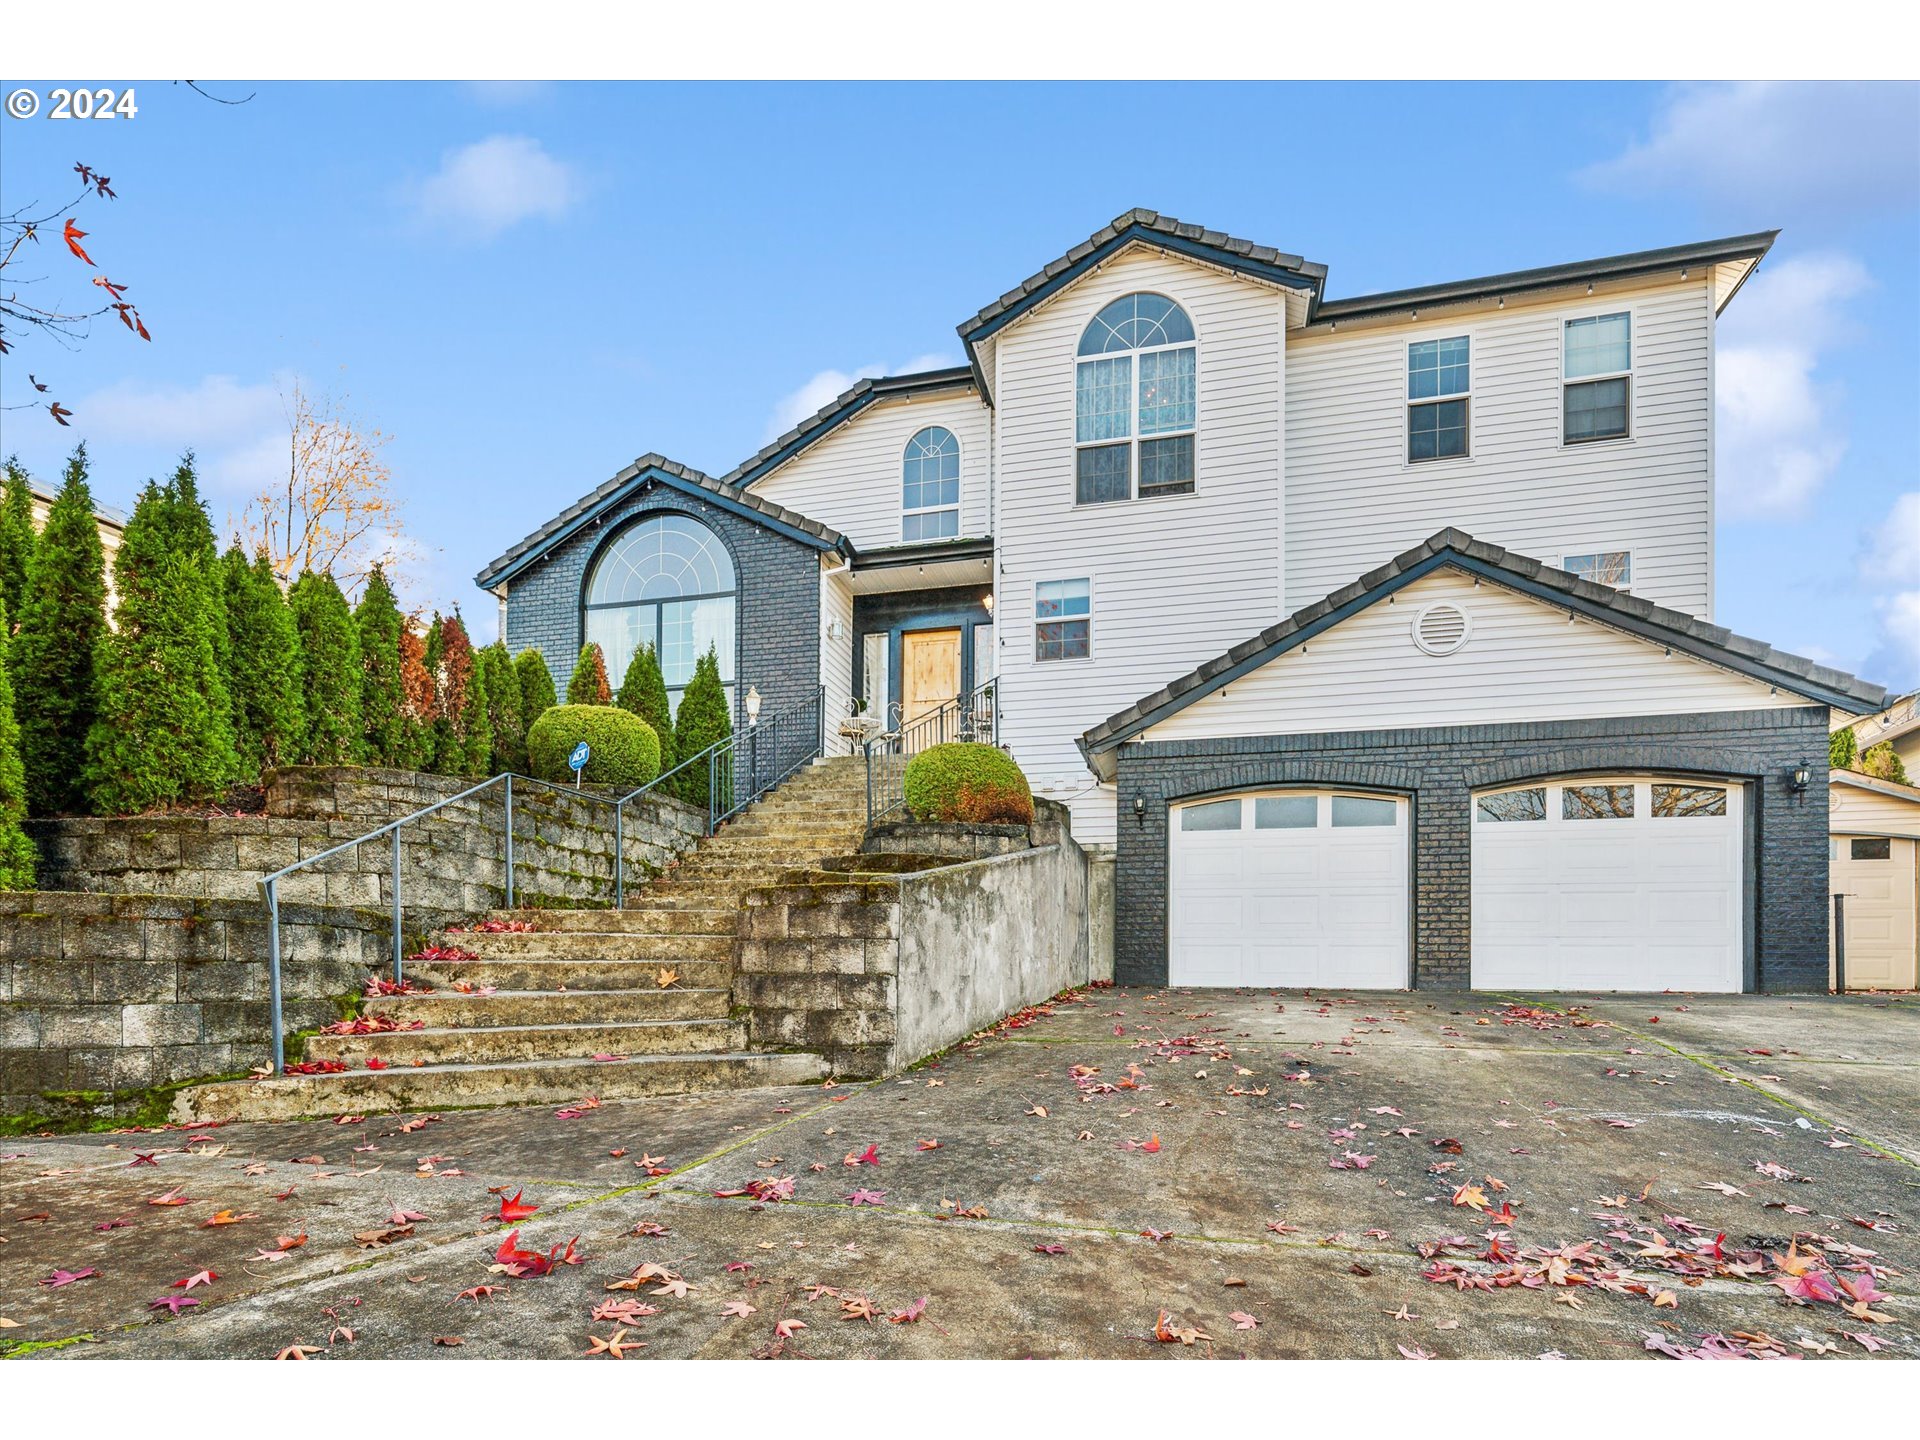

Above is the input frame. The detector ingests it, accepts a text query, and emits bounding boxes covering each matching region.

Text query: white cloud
[75,373,291,500]
[409,135,581,240]
[1582,82,1920,214]
[1860,492,1920,587]
[762,352,963,442]
[1866,590,1920,690]
[1714,253,1870,518]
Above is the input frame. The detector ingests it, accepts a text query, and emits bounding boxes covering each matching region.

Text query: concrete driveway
[3,987,1914,1360]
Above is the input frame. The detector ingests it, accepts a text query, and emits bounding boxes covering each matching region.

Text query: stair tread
[271,1049,817,1080]
[348,1017,735,1038]
[382,986,731,999]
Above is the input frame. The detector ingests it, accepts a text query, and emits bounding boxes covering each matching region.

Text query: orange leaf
[63,218,95,265]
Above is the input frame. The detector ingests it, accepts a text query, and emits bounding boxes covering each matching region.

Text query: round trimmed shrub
[527,704,660,790]
[902,742,1034,825]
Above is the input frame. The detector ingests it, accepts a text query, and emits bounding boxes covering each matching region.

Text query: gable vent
[1411,602,1472,656]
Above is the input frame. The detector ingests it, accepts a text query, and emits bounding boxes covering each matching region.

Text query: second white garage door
[1169,791,1409,988]
[1471,777,1745,992]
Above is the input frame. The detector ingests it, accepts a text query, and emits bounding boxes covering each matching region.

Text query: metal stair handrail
[254,685,826,1074]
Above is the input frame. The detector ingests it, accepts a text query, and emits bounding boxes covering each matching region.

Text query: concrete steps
[174,755,870,1121]
[178,1050,830,1122]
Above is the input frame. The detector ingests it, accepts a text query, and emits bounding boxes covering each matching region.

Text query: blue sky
[3,80,1916,689]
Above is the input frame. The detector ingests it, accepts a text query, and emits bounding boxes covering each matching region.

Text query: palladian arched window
[1074,292,1196,504]
[582,512,736,716]
[901,426,960,541]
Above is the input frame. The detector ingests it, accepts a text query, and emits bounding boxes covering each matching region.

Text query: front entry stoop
[175,757,874,1121]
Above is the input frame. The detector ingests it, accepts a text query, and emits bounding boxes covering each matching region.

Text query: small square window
[1180,798,1242,832]
[1075,444,1130,504]
[1254,795,1318,828]
[1565,377,1630,443]
[1851,837,1892,861]
[1409,398,1469,462]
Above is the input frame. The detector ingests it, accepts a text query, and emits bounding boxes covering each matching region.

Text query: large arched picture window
[1074,291,1196,504]
[582,512,736,716]
[901,426,960,541]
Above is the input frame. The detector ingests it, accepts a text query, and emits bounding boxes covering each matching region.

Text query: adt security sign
[568,742,590,787]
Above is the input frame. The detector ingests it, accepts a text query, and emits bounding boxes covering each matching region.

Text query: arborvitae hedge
[161,457,235,773]
[0,459,35,629]
[289,571,363,765]
[222,546,306,779]
[617,641,676,774]
[355,564,412,767]
[1829,726,1859,772]
[13,446,107,815]
[446,614,491,777]
[0,598,37,888]
[398,622,434,764]
[567,642,611,706]
[86,478,240,813]
[480,642,527,775]
[672,645,732,810]
[516,648,557,726]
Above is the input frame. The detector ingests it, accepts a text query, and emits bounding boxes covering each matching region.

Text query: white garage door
[1471,777,1744,992]
[1831,835,1919,991]
[1169,791,1409,988]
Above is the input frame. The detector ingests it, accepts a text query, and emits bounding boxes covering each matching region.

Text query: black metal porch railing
[252,685,826,1074]
[863,676,998,827]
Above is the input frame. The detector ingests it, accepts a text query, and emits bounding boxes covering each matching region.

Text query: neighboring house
[29,479,128,613]
[481,208,1893,995]
[1828,694,1920,991]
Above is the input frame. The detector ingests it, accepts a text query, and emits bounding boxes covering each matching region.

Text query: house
[479,209,1893,995]
[1828,694,1920,990]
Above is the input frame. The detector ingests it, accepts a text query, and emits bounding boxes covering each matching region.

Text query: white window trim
[1403,332,1473,467]
[1555,546,1635,591]
[1072,295,1200,507]
[1560,308,1636,448]
[1033,575,1095,664]
[900,427,962,542]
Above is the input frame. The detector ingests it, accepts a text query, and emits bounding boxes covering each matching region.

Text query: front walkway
[4,989,1914,1359]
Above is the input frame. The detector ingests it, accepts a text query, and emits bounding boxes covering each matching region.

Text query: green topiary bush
[526,704,660,790]
[902,742,1034,825]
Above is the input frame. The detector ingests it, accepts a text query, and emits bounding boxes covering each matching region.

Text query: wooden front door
[900,628,962,738]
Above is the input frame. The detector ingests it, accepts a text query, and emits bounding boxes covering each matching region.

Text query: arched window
[901,426,960,542]
[582,512,736,716]
[1074,292,1196,504]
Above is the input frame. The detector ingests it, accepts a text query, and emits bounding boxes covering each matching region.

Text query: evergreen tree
[288,571,362,764]
[457,634,493,777]
[222,546,306,779]
[515,647,557,725]
[355,563,410,766]
[567,642,611,705]
[1829,726,1859,772]
[672,645,732,809]
[158,456,236,779]
[480,642,527,774]
[397,622,433,768]
[86,479,239,813]
[617,641,675,773]
[0,459,36,629]
[0,598,37,888]
[12,445,107,815]
[421,613,451,771]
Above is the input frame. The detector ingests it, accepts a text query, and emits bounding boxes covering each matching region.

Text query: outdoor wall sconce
[1133,795,1147,826]
[1790,759,1810,794]
[982,592,995,615]
[745,685,762,727]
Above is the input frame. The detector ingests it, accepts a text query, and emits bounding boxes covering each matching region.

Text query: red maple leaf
[495,1189,538,1223]
[63,218,95,265]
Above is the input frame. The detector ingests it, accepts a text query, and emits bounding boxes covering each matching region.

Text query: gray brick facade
[501,486,823,730]
[1113,705,1832,993]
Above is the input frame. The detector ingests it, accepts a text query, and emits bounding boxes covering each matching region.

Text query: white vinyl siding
[749,391,990,553]
[819,562,855,753]
[1286,277,1714,618]
[991,246,1290,844]
[1830,777,1920,840]
[1142,568,1804,743]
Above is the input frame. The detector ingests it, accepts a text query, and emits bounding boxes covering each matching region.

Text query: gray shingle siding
[502,488,822,730]
[1113,706,1832,994]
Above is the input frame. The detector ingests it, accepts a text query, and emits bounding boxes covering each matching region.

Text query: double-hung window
[1407,336,1470,462]
[901,426,960,541]
[1564,312,1631,443]
[1035,578,1091,661]
[1074,293,1196,504]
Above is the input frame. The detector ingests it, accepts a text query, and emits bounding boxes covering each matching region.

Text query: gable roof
[956,208,1327,392]
[724,366,977,490]
[474,453,847,592]
[1078,528,1887,774]
[1309,231,1778,328]
[1840,692,1920,748]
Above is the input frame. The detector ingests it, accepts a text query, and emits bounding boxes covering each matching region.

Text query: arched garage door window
[582,513,736,717]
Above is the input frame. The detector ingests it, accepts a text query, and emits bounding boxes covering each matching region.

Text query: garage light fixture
[1134,795,1147,826]
[1790,760,1810,794]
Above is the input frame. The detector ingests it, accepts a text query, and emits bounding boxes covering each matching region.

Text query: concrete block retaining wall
[1,893,391,1126]
[735,830,1092,1078]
